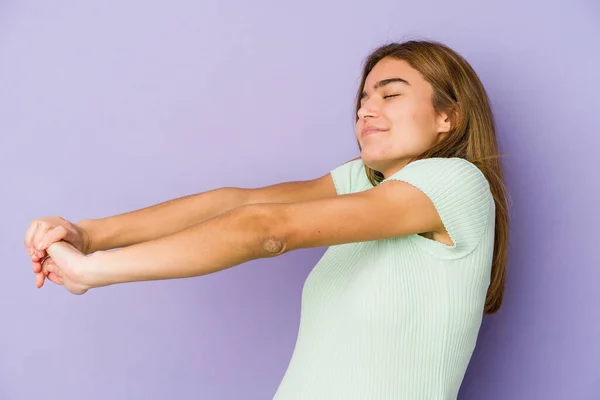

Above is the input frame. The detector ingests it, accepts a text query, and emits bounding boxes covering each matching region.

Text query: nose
[357,96,379,119]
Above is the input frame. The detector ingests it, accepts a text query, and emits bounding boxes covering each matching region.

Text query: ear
[435,111,452,134]
[435,107,459,137]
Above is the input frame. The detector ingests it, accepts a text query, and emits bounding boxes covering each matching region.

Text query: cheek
[354,122,363,144]
[401,104,438,138]
[388,111,437,150]
[355,119,363,134]
[388,107,422,138]
[386,100,421,127]
[415,98,439,129]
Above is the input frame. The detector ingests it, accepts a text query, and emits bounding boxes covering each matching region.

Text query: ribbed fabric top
[272,157,495,400]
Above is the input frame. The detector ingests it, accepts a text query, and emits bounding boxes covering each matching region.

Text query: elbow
[240,204,290,257]
[262,236,286,256]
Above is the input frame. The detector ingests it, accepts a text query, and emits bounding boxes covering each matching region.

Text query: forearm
[77,187,250,253]
[86,204,283,287]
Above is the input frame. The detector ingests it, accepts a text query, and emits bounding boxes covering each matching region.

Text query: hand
[24,216,91,288]
[42,241,94,295]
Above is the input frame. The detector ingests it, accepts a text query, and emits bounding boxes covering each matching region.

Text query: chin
[361,150,413,174]
[360,153,386,172]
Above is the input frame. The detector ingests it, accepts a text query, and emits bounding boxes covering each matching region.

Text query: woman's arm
[77,173,336,253]
[77,187,248,253]
[53,178,442,291]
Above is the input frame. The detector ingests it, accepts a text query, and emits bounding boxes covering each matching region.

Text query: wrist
[84,251,111,289]
[75,219,98,254]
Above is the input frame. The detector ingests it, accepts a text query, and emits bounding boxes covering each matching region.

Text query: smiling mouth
[361,128,386,138]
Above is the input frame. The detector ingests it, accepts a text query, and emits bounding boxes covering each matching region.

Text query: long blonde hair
[355,40,510,314]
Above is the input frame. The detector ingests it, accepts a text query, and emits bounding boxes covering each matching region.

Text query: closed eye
[383,94,400,99]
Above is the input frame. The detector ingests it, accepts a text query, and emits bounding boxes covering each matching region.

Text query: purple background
[2,1,599,399]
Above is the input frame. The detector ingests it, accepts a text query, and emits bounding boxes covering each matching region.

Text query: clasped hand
[24,216,96,295]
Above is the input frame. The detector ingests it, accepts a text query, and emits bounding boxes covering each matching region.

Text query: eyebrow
[361,77,410,98]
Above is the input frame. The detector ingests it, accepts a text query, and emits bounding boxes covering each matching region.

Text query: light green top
[273,157,495,400]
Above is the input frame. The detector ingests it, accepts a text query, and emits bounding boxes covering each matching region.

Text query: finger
[36,272,45,288]
[31,251,45,262]
[41,256,51,276]
[24,220,42,256]
[37,226,68,252]
[46,272,63,285]
[41,256,62,278]
[43,259,64,285]
[32,226,52,257]
[32,259,42,273]
[32,255,44,274]
[33,254,50,274]
[33,248,46,259]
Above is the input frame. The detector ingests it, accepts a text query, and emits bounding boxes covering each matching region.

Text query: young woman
[24,40,509,399]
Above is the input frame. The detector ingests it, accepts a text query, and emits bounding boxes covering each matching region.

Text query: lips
[361,126,387,138]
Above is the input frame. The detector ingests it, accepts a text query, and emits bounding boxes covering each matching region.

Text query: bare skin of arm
[44,177,445,295]
[26,171,338,287]
[78,173,338,253]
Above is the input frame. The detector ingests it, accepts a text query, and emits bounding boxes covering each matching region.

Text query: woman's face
[356,57,451,178]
